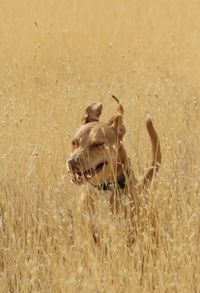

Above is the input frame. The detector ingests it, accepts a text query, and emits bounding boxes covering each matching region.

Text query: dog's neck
[116,144,130,177]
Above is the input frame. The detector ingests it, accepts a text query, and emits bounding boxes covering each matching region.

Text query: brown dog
[67,96,161,241]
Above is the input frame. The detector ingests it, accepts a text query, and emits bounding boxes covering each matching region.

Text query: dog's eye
[91,142,104,148]
[72,139,79,148]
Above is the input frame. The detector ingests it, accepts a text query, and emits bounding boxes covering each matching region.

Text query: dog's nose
[68,156,79,170]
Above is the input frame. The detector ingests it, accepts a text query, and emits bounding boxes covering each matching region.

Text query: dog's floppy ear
[109,114,126,140]
[82,102,103,124]
[108,95,126,139]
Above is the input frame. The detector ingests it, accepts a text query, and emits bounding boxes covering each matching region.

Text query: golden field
[0,0,200,292]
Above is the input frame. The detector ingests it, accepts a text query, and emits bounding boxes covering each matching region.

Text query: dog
[67,96,161,243]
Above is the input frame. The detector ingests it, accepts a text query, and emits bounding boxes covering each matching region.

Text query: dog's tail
[143,116,161,187]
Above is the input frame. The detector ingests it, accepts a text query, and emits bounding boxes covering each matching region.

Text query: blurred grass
[0,0,200,292]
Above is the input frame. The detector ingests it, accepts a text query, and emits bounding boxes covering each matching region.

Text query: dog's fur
[67,96,161,241]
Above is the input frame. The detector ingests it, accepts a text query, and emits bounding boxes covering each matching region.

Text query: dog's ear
[108,95,125,139]
[82,102,103,124]
[109,114,126,140]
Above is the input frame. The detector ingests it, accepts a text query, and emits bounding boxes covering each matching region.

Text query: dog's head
[67,96,127,185]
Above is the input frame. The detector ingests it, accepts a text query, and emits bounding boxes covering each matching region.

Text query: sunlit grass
[0,0,200,292]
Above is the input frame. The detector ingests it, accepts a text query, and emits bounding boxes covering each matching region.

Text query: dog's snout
[68,156,80,170]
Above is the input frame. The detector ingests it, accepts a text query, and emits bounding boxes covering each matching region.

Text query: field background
[0,0,200,292]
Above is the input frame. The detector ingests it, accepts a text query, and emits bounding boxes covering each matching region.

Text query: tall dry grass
[0,0,200,292]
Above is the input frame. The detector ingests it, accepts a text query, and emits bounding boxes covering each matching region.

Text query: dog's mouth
[70,161,108,184]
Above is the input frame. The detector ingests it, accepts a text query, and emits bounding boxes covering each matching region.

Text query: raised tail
[143,117,161,187]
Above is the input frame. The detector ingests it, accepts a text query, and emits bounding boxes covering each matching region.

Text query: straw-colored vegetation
[0,0,200,292]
